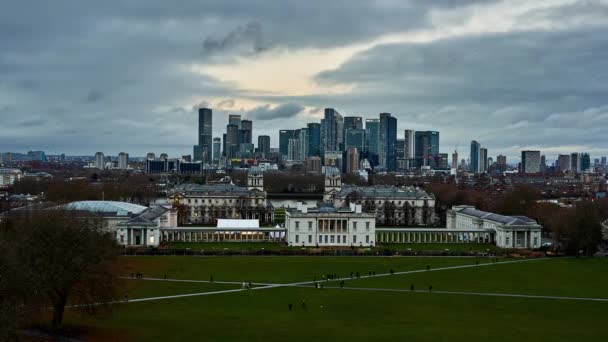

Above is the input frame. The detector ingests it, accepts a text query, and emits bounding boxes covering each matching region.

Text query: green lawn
[54,256,608,341]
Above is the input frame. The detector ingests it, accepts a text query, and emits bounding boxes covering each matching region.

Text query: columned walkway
[375,228,495,244]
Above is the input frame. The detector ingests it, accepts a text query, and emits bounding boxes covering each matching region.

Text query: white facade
[0,168,22,188]
[447,205,542,249]
[285,202,376,247]
[118,152,129,170]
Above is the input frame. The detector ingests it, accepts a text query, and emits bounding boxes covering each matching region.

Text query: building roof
[458,207,539,227]
[337,185,434,200]
[217,219,260,229]
[63,201,147,216]
[120,205,171,225]
[169,183,251,196]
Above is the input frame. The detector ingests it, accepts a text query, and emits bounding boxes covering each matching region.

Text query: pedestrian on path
[410,284,414,291]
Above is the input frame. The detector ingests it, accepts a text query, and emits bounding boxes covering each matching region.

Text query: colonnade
[375,230,494,244]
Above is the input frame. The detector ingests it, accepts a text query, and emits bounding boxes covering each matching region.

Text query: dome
[63,201,147,216]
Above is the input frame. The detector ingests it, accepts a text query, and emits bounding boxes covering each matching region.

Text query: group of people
[288,300,307,311]
[241,281,253,289]
[131,272,144,279]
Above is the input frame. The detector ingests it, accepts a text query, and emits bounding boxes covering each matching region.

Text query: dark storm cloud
[246,103,305,120]
[203,22,268,55]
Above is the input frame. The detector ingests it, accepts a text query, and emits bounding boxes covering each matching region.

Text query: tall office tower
[239,120,253,144]
[404,129,415,169]
[159,153,168,161]
[346,147,360,174]
[365,119,380,166]
[521,150,541,174]
[287,137,301,161]
[279,129,296,160]
[379,113,397,171]
[557,154,571,172]
[469,141,480,173]
[602,156,607,165]
[193,107,213,163]
[344,116,363,130]
[226,124,239,159]
[496,154,507,172]
[298,128,309,160]
[118,152,129,170]
[479,148,488,173]
[322,108,344,155]
[94,152,105,170]
[0,152,3,164]
[27,151,46,161]
[258,135,271,156]
[307,123,321,157]
[395,139,406,171]
[228,114,241,128]
[540,155,547,172]
[222,134,227,157]
[345,128,366,152]
[452,150,458,169]
[146,152,155,160]
[580,153,591,172]
[414,131,439,168]
[594,158,600,166]
[213,137,221,163]
[570,153,581,173]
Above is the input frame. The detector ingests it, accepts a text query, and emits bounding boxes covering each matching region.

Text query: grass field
[57,256,608,341]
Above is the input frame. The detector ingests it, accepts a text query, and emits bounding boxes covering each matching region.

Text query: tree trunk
[51,295,67,330]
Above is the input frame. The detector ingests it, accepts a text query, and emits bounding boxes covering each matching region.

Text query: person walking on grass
[426,265,430,271]
[210,275,213,283]
[340,280,345,288]
[429,285,433,292]
[410,284,415,291]
[288,304,292,311]
[302,300,306,310]
[390,268,394,275]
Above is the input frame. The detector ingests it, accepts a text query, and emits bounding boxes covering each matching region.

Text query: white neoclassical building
[285,202,376,247]
[62,200,177,247]
[447,205,542,248]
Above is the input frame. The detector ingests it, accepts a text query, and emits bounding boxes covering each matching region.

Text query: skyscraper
[379,113,397,171]
[346,147,360,174]
[414,131,439,168]
[226,124,239,159]
[521,150,541,174]
[94,152,105,170]
[580,153,591,172]
[258,135,271,156]
[343,116,363,130]
[194,108,212,163]
[469,140,480,173]
[452,150,458,170]
[118,152,128,170]
[404,129,415,169]
[322,108,344,155]
[307,123,321,157]
[479,148,488,173]
[213,137,221,163]
[239,119,252,144]
[228,114,241,128]
[279,129,296,160]
[365,119,380,166]
[571,153,581,173]
[345,128,366,152]
[557,154,571,172]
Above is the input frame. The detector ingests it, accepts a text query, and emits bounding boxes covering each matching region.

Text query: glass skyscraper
[414,131,439,168]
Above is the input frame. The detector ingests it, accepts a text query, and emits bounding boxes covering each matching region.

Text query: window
[506,237,510,245]
[295,235,299,243]
[308,235,312,243]
[295,221,300,230]
[353,235,357,243]
[308,221,313,230]
[366,222,370,229]
[188,199,191,204]
[343,235,346,243]
[353,221,357,230]
[366,235,370,243]
[330,235,335,243]
[319,235,323,243]
[533,237,538,246]
[324,235,328,243]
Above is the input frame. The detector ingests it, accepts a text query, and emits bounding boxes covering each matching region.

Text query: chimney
[350,202,355,212]
[355,204,362,214]
[302,205,307,214]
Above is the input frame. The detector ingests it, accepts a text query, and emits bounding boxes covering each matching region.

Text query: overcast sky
[2,0,608,162]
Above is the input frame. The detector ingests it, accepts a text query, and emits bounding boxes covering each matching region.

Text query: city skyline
[2,1,608,162]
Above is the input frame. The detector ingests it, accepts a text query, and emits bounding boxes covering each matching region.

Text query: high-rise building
[404,130,415,169]
[193,108,212,163]
[228,114,241,128]
[345,128,366,152]
[571,153,581,173]
[258,135,271,156]
[395,139,406,171]
[343,116,363,130]
[496,155,507,172]
[346,147,360,174]
[557,154,571,172]
[94,152,105,170]
[451,150,458,170]
[521,150,541,174]
[580,153,591,172]
[414,131,439,168]
[540,155,547,173]
[146,152,155,160]
[379,113,397,171]
[226,124,239,159]
[118,152,129,170]
[239,120,252,145]
[469,141,480,173]
[279,129,296,160]
[307,123,321,157]
[306,156,322,173]
[365,119,380,166]
[27,151,46,161]
[298,128,309,160]
[159,153,168,161]
[288,138,300,161]
[213,137,221,163]
[322,108,344,155]
[602,156,607,166]
[479,148,488,173]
